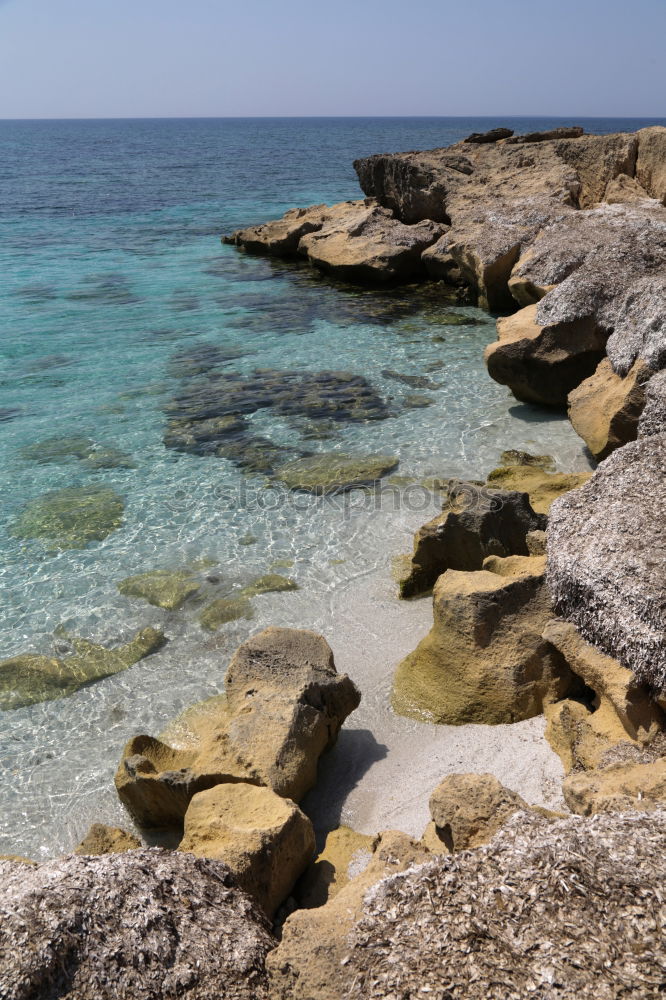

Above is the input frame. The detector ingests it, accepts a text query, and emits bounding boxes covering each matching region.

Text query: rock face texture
[115,628,360,828]
[485,463,589,514]
[0,849,275,1000]
[639,368,666,437]
[568,357,652,459]
[396,483,545,598]
[547,437,666,689]
[74,823,141,856]
[392,555,573,724]
[179,783,315,917]
[563,760,666,815]
[321,810,666,1000]
[427,773,529,851]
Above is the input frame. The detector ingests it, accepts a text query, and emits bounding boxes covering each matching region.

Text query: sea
[1,115,663,858]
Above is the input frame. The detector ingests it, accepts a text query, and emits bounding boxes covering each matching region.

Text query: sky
[0,0,664,119]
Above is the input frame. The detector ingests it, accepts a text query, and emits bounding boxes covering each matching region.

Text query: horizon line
[1,113,665,123]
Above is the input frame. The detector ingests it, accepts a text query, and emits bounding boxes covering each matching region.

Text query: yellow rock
[564,759,666,815]
[75,823,141,855]
[427,773,529,851]
[486,464,590,514]
[296,826,377,908]
[568,357,651,460]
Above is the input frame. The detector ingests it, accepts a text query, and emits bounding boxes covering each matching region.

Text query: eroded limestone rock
[486,464,590,514]
[563,759,666,815]
[179,783,315,916]
[427,773,529,851]
[568,357,652,459]
[75,823,141,855]
[115,628,360,828]
[392,555,573,724]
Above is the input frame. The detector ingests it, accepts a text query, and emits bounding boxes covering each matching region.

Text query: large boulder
[179,783,315,916]
[396,483,545,598]
[115,628,360,828]
[304,809,666,1000]
[0,849,275,1000]
[392,555,573,724]
[0,627,165,711]
[547,436,666,689]
[567,357,652,459]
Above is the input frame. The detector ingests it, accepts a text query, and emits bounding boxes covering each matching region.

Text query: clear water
[1,116,662,859]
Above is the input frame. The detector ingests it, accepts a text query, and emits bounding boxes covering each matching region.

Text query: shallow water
[2,116,659,858]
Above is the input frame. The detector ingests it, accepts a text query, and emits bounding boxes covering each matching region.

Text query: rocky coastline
[1,125,665,998]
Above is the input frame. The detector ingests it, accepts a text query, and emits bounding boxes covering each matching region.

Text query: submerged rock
[19,435,95,463]
[199,596,254,630]
[274,453,398,494]
[115,628,360,829]
[547,436,666,689]
[393,555,573,724]
[118,569,201,610]
[0,628,165,711]
[81,446,135,470]
[239,574,299,597]
[396,483,545,598]
[11,485,125,548]
[0,849,275,1000]
[179,782,315,916]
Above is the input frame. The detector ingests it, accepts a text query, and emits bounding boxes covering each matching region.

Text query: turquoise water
[1,116,660,858]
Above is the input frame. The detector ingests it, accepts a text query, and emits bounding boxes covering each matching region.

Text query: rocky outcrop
[484,301,608,406]
[425,773,529,851]
[0,627,165,711]
[396,483,545,598]
[179,783,315,916]
[547,437,666,689]
[563,759,666,815]
[295,826,376,909]
[567,357,652,458]
[635,125,666,204]
[225,199,444,283]
[267,831,430,1000]
[115,628,360,828]
[485,463,590,513]
[392,555,573,724]
[74,823,141,855]
[464,127,514,143]
[0,849,275,1000]
[308,810,666,1000]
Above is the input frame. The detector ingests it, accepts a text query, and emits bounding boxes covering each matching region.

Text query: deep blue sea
[1,116,663,857]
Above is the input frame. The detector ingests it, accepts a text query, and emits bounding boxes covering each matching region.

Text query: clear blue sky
[0,0,664,119]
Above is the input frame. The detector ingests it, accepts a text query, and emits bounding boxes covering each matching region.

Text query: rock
[603,172,651,204]
[75,823,141,855]
[427,773,529,850]
[635,125,666,204]
[639,368,666,437]
[464,127,514,143]
[313,810,666,1000]
[499,449,555,470]
[295,826,377,909]
[0,849,275,1000]
[563,759,666,815]
[544,698,621,772]
[568,357,652,458]
[115,628,360,828]
[547,436,666,689]
[484,302,608,407]
[543,619,665,747]
[118,569,201,610]
[486,464,590,514]
[223,202,335,255]
[526,528,547,555]
[239,574,299,597]
[392,555,573,724]
[10,485,125,549]
[274,453,398,494]
[505,126,586,144]
[298,202,446,283]
[164,413,247,453]
[199,597,254,630]
[179,783,315,916]
[19,435,95,463]
[0,627,166,711]
[266,831,430,1000]
[396,483,545,598]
